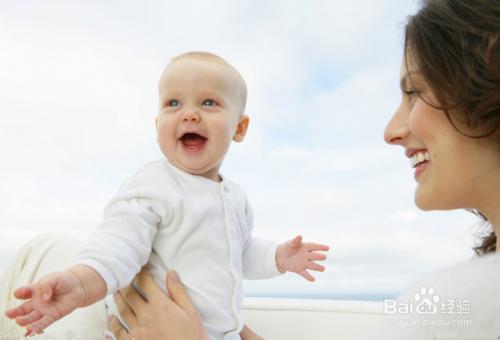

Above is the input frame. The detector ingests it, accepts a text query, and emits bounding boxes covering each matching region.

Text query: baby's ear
[233,115,250,142]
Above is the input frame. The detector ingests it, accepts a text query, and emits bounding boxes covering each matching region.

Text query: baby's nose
[182,110,201,122]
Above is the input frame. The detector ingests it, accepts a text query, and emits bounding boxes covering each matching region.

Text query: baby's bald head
[161,51,247,115]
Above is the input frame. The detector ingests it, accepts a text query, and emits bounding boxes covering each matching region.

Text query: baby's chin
[168,158,221,180]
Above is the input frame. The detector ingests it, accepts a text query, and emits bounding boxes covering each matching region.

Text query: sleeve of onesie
[241,198,282,280]
[74,171,169,295]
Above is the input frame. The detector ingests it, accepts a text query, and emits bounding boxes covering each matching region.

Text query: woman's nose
[384,106,409,146]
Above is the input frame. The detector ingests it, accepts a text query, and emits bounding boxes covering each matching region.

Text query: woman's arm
[110,269,208,340]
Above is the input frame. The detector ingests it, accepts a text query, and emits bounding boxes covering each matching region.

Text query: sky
[0,0,481,300]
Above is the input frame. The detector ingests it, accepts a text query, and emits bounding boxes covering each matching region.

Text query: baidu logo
[384,286,471,315]
[413,287,440,314]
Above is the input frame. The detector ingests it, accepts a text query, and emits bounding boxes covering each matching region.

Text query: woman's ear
[233,115,250,142]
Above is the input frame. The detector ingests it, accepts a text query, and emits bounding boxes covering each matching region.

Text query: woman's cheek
[408,100,431,141]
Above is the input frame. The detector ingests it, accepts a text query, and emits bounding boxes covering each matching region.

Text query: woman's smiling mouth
[410,150,431,180]
[410,150,431,168]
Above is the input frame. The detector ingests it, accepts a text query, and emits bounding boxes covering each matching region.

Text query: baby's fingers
[15,310,43,327]
[307,262,325,272]
[25,328,42,337]
[25,314,56,336]
[305,243,330,252]
[310,252,327,261]
[299,270,315,282]
[13,286,33,300]
[5,301,34,319]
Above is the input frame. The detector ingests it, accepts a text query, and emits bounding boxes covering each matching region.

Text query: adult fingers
[107,315,121,335]
[113,292,138,328]
[134,268,161,301]
[119,282,147,311]
[307,262,325,272]
[299,270,315,282]
[240,325,263,339]
[107,314,129,340]
[166,271,198,315]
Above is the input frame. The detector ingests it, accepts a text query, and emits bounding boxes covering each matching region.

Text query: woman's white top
[374,251,500,339]
[75,159,281,340]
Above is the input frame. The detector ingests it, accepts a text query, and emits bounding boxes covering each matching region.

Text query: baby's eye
[166,99,180,107]
[201,99,217,107]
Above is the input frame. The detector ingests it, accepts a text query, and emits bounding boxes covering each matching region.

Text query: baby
[5,52,329,339]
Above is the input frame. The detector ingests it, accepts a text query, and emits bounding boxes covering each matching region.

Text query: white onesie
[75,159,281,340]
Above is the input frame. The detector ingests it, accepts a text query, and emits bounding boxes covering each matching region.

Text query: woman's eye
[166,99,180,107]
[201,99,217,107]
[403,89,419,98]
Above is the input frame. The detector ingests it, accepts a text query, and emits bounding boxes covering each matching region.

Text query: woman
[108,0,500,338]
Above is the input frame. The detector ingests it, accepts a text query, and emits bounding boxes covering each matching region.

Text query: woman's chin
[414,190,434,211]
[415,191,457,211]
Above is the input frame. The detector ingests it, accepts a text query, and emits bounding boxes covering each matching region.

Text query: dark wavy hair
[404,0,500,255]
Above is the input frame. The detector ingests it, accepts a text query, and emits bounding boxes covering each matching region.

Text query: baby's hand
[276,235,329,281]
[5,269,87,336]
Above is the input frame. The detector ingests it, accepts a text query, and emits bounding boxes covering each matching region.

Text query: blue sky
[0,0,480,300]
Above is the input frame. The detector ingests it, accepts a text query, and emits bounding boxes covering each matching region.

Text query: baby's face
[156,58,248,181]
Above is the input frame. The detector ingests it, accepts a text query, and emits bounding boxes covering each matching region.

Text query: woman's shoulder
[401,252,500,301]
[376,253,500,339]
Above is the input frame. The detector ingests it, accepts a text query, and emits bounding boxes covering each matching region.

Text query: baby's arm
[5,264,106,336]
[275,235,329,281]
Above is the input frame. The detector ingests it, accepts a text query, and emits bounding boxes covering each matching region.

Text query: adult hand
[109,269,208,340]
[240,324,265,340]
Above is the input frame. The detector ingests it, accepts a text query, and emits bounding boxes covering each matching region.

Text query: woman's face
[384,57,500,212]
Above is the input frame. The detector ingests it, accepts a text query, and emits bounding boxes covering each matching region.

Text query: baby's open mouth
[180,133,207,150]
